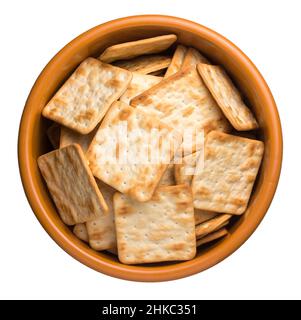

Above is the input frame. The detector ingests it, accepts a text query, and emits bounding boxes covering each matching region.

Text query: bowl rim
[18,14,283,282]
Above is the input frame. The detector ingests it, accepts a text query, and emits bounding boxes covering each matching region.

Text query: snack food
[86,180,116,250]
[197,64,258,130]
[131,66,230,152]
[194,210,219,225]
[99,34,177,63]
[86,101,181,202]
[73,223,89,242]
[192,131,264,214]
[159,163,175,186]
[38,35,265,265]
[165,45,187,78]
[114,55,171,74]
[119,73,162,104]
[42,58,132,134]
[182,47,210,69]
[114,185,196,264]
[195,214,231,239]
[60,125,99,153]
[174,151,201,185]
[196,228,228,247]
[38,144,108,225]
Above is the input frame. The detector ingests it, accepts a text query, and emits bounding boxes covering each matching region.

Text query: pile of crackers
[38,34,264,264]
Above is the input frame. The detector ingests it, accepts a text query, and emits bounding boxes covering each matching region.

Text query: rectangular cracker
[175,151,201,186]
[197,64,258,130]
[47,123,60,149]
[196,228,228,247]
[131,66,230,152]
[194,209,219,225]
[60,125,99,153]
[99,34,177,63]
[73,223,89,242]
[86,180,116,251]
[114,55,171,74]
[192,131,264,214]
[182,47,210,69]
[119,73,162,104]
[38,144,108,225]
[158,163,175,186]
[42,58,132,134]
[195,214,231,239]
[114,185,196,264]
[86,101,181,202]
[165,45,187,78]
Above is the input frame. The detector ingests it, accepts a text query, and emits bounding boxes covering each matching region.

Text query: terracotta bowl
[18,15,282,282]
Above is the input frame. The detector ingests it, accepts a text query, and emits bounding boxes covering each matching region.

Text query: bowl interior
[19,16,281,281]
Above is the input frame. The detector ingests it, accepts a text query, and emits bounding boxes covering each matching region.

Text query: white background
[0,0,300,300]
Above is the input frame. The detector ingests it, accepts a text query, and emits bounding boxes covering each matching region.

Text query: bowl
[18,15,282,282]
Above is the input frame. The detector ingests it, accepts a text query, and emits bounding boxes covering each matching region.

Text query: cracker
[73,223,89,242]
[174,151,201,186]
[218,221,230,229]
[60,125,99,153]
[119,73,162,104]
[114,55,171,74]
[131,66,230,152]
[38,144,108,225]
[114,185,196,264]
[195,214,231,239]
[182,47,210,69]
[165,45,187,78]
[99,34,177,63]
[86,101,181,202]
[196,228,228,247]
[42,58,132,134]
[46,123,60,149]
[86,180,116,251]
[197,64,258,130]
[192,131,264,214]
[159,163,175,186]
[194,209,219,225]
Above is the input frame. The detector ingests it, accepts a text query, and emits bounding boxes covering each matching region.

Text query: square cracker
[192,131,264,214]
[114,185,196,264]
[195,214,231,239]
[86,101,181,202]
[182,47,210,69]
[119,73,162,104]
[114,55,171,75]
[60,125,99,153]
[196,228,228,247]
[131,66,230,152]
[38,144,108,225]
[86,180,117,251]
[73,223,89,242]
[42,58,132,134]
[197,64,258,130]
[165,45,187,78]
[99,34,177,63]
